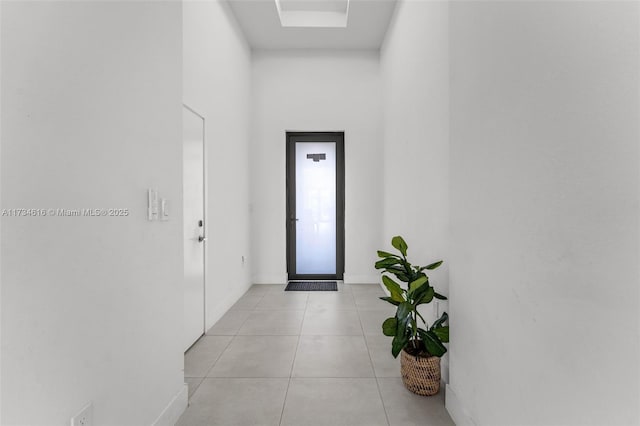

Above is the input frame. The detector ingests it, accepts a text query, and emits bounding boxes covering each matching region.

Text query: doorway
[183,104,206,351]
[286,132,345,281]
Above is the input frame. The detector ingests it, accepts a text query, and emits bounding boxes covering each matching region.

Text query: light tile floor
[177,283,454,426]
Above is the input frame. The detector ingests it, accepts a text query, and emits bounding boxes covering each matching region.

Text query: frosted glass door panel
[295,142,336,274]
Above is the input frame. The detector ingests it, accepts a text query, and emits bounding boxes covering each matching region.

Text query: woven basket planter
[400,349,441,396]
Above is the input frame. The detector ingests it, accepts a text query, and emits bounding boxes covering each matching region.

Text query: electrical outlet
[70,402,93,426]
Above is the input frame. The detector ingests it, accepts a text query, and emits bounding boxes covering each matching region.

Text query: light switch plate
[70,402,93,426]
[160,198,169,221]
[148,188,159,221]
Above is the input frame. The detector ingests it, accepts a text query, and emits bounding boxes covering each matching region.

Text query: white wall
[250,50,383,284]
[183,0,252,329]
[448,2,640,425]
[380,0,450,313]
[1,2,184,424]
[381,0,449,271]
[0,1,3,422]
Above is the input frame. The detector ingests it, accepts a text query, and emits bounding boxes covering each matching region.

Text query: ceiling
[227,0,398,49]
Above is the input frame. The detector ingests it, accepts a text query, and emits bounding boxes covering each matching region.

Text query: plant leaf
[407,275,428,297]
[379,296,400,306]
[382,275,405,303]
[384,266,410,282]
[434,292,448,300]
[395,274,410,283]
[391,336,406,358]
[396,301,412,321]
[382,317,397,336]
[375,257,401,269]
[391,236,408,257]
[418,329,447,357]
[391,332,409,358]
[432,326,449,343]
[384,266,405,273]
[431,311,448,329]
[395,302,413,348]
[416,287,435,305]
[424,260,443,270]
[377,250,399,258]
[410,276,430,301]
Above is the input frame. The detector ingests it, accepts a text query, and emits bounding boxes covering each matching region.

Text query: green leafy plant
[376,235,449,358]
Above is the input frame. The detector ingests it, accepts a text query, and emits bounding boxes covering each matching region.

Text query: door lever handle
[198,235,207,242]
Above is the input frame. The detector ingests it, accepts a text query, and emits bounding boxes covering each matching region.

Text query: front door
[286,132,345,280]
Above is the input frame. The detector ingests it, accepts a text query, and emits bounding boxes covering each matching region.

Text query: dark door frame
[286,132,345,281]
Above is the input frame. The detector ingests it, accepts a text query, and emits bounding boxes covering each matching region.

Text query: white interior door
[183,105,205,351]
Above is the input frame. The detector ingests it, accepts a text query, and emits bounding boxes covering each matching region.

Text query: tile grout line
[203,285,274,381]
[215,287,267,331]
[248,286,270,310]
[184,376,205,402]
[197,376,384,380]
[357,300,392,426]
[195,286,269,384]
[184,285,395,423]
[200,334,236,380]
[233,333,305,336]
[233,286,268,334]
[183,334,236,406]
[278,286,307,426]
[278,343,296,426]
[214,286,276,337]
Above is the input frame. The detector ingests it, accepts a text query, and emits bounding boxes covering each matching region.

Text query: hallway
[2,0,639,424]
[178,284,454,425]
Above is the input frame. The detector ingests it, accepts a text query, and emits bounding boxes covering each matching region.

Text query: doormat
[285,281,338,291]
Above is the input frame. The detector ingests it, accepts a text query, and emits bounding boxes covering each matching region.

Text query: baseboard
[151,383,188,426]
[441,356,449,384]
[253,274,380,285]
[343,273,379,284]
[254,275,379,284]
[446,384,476,426]
[253,274,287,284]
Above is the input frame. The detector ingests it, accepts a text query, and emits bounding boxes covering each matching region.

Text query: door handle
[198,235,207,242]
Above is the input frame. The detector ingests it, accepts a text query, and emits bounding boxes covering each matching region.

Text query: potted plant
[375,235,449,396]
